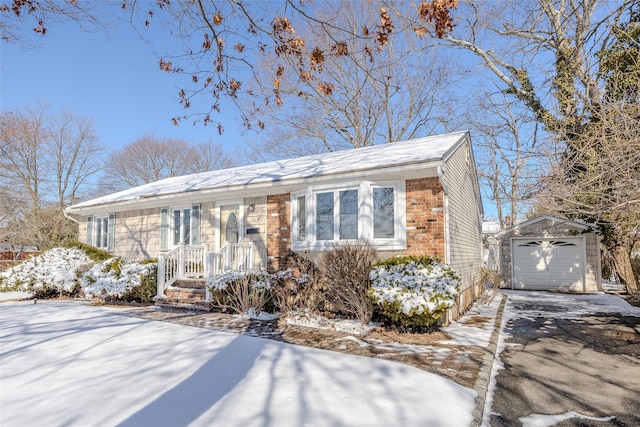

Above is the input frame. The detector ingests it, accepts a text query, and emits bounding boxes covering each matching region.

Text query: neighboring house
[482,220,500,269]
[0,244,39,272]
[496,215,602,293]
[65,131,484,318]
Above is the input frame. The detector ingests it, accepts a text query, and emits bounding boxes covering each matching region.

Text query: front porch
[154,243,254,310]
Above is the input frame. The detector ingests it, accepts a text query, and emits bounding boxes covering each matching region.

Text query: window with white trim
[373,187,394,239]
[94,215,109,249]
[86,213,115,251]
[315,189,359,241]
[172,206,191,246]
[292,181,405,250]
[160,204,201,250]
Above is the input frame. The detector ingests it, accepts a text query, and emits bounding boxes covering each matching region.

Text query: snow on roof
[68,131,468,212]
[482,221,501,234]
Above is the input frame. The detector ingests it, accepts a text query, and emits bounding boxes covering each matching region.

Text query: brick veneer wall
[403,177,446,259]
[266,193,291,272]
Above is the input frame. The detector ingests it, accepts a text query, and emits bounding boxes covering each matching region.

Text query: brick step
[166,287,206,301]
[156,299,212,311]
[173,279,206,289]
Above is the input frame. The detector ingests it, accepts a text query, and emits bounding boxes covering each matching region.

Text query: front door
[219,204,240,247]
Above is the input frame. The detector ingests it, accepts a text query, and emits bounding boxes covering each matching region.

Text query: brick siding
[403,177,446,259]
[266,193,291,272]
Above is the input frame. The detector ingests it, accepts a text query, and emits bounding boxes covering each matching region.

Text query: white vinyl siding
[441,138,483,290]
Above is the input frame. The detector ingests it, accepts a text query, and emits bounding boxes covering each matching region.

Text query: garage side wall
[499,218,602,292]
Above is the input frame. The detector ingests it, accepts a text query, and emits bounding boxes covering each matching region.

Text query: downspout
[437,165,451,265]
[63,209,80,224]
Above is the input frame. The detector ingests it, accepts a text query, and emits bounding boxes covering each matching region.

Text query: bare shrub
[209,271,271,317]
[322,241,377,324]
[271,251,325,314]
[480,267,505,305]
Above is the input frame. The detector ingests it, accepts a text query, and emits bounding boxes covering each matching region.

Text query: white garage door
[512,237,586,291]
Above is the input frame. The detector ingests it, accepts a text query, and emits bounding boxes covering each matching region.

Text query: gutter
[437,165,451,265]
[63,208,79,224]
[66,160,444,215]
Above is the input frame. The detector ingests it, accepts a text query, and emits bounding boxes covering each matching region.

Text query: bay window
[292,181,405,250]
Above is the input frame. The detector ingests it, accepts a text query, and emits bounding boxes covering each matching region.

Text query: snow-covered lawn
[0,300,476,427]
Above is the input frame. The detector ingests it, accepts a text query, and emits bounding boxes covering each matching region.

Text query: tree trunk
[611,246,639,295]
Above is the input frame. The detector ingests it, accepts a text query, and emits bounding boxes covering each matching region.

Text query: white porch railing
[205,243,254,301]
[155,242,254,302]
[155,244,206,300]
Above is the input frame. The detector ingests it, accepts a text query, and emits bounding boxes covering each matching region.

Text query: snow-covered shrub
[369,256,460,328]
[322,242,377,325]
[0,246,157,302]
[64,240,113,262]
[207,270,272,316]
[82,258,156,303]
[0,247,92,297]
[271,251,325,314]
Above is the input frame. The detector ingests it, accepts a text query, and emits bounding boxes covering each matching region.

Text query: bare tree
[0,104,104,248]
[240,0,459,159]
[468,89,543,227]
[97,134,237,194]
[49,109,103,208]
[538,96,640,292]
[395,0,639,292]
[3,1,459,131]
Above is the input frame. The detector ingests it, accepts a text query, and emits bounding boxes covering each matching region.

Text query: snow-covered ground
[0,291,32,301]
[0,300,476,427]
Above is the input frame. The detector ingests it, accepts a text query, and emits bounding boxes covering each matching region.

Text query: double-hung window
[172,207,191,246]
[160,204,201,250]
[292,181,405,250]
[315,189,359,241]
[86,213,115,251]
[94,216,109,249]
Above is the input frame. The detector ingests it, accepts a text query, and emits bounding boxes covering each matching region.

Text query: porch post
[154,253,167,301]
[205,251,214,302]
[224,244,231,271]
[178,243,185,278]
[248,242,255,270]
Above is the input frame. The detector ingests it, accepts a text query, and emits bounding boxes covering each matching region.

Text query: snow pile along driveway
[0,301,476,427]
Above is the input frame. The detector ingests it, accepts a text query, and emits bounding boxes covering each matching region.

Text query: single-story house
[496,215,602,293]
[65,131,484,317]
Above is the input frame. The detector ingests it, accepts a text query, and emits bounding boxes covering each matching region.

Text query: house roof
[66,131,469,214]
[495,214,592,237]
[482,221,501,235]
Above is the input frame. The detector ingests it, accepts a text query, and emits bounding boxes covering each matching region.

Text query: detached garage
[498,215,602,293]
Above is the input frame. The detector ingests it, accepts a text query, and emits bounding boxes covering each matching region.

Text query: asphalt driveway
[489,291,640,427]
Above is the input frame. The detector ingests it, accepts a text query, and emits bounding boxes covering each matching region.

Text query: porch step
[165,287,206,300]
[156,299,212,311]
[173,278,206,289]
[155,278,210,311]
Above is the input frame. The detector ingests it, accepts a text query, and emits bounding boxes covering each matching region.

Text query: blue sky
[1,15,245,153]
[0,10,498,219]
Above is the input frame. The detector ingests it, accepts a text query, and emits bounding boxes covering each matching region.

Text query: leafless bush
[271,251,325,314]
[322,241,377,324]
[210,271,271,316]
[480,267,505,305]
